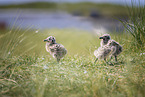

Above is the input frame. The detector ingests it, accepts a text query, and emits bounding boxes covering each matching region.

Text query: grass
[0,28,98,58]
[0,27,145,97]
[120,1,145,48]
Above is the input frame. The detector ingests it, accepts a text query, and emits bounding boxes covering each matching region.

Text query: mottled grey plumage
[94,45,111,63]
[94,34,122,63]
[107,40,123,62]
[44,36,67,62]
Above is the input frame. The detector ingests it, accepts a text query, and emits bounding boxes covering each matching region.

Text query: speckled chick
[94,34,122,63]
[44,36,67,62]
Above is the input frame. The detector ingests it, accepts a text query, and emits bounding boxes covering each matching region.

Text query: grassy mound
[0,28,144,97]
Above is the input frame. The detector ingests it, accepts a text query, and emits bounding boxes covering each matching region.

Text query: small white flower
[8,52,11,55]
[84,71,87,74]
[140,53,145,56]
[43,65,47,69]
[35,30,39,33]
[42,58,45,60]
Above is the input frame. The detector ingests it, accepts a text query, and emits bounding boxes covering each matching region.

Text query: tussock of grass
[120,1,145,48]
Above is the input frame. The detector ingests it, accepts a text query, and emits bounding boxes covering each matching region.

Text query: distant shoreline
[0,0,144,6]
[0,2,129,17]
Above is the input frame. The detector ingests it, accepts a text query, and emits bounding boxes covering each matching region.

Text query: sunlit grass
[0,27,144,97]
[0,28,100,58]
[0,55,144,97]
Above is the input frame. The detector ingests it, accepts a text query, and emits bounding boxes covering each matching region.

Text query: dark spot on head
[107,37,110,39]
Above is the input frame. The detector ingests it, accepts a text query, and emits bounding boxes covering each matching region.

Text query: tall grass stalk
[120,0,145,49]
[0,23,37,60]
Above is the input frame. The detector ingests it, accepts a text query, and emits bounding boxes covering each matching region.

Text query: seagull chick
[94,34,122,63]
[44,36,67,63]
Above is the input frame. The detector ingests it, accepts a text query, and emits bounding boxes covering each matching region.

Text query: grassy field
[0,27,144,97]
[0,1,145,97]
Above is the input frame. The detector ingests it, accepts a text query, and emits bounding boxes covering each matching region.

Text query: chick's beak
[43,39,48,42]
[99,37,103,39]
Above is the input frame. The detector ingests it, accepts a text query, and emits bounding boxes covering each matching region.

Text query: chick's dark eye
[107,37,110,39]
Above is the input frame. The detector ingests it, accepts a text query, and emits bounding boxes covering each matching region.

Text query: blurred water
[0,9,123,32]
[0,9,94,30]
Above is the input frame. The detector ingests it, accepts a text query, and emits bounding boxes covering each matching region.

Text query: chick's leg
[114,55,117,62]
[94,58,98,63]
[57,58,60,63]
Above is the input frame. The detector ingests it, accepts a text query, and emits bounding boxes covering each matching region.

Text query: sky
[0,0,144,6]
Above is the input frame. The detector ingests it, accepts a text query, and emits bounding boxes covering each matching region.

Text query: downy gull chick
[44,36,67,62]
